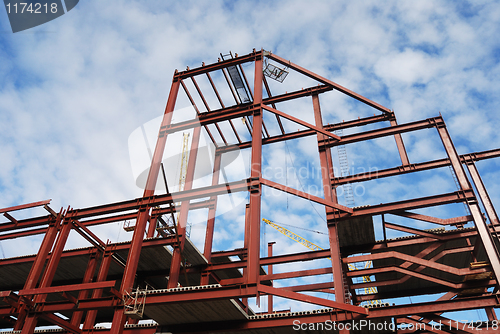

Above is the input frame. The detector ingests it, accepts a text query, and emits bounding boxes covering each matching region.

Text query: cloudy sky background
[1,0,500,318]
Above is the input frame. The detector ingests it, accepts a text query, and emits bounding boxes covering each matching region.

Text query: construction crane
[125,133,192,236]
[262,218,381,305]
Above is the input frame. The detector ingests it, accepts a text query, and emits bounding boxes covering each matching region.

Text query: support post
[268,242,275,314]
[312,93,346,304]
[147,215,158,238]
[436,124,500,288]
[486,307,498,321]
[70,250,99,327]
[466,161,500,232]
[246,52,263,285]
[14,211,62,330]
[83,248,113,330]
[110,78,180,334]
[22,211,74,334]
[390,118,410,165]
[168,125,202,288]
[201,152,222,285]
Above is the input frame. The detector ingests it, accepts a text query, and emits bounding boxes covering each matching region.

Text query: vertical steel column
[167,125,202,288]
[83,249,113,330]
[242,204,250,311]
[312,93,346,304]
[267,242,275,314]
[22,212,74,334]
[486,307,498,321]
[147,215,158,238]
[466,161,500,231]
[436,124,500,287]
[201,153,222,285]
[246,52,263,285]
[110,79,180,334]
[70,250,99,326]
[390,118,410,165]
[14,211,62,330]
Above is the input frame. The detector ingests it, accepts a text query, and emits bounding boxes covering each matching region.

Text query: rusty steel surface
[0,49,499,333]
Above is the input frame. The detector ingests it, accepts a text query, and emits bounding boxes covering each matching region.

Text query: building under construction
[1,49,500,333]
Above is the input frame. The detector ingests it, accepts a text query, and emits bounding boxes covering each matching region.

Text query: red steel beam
[321,116,443,148]
[0,235,178,268]
[217,110,392,155]
[64,179,248,220]
[345,251,488,277]
[328,148,500,187]
[174,50,261,80]
[267,52,391,114]
[283,281,335,293]
[337,190,476,220]
[40,313,81,334]
[159,105,255,136]
[366,294,500,318]
[0,199,51,214]
[19,280,116,296]
[157,85,350,143]
[258,284,368,315]
[349,266,458,289]
[261,104,340,140]
[206,248,331,272]
[261,178,352,213]
[384,221,446,240]
[391,211,472,226]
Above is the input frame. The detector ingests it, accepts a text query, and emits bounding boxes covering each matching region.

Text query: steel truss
[1,49,500,333]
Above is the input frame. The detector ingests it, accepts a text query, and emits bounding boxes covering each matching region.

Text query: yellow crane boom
[262,218,382,305]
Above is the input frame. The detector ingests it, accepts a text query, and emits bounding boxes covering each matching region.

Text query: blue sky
[1,0,500,319]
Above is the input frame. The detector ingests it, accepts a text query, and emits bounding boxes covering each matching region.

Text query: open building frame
[1,49,500,333]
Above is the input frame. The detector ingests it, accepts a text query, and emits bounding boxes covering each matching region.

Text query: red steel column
[466,161,500,231]
[22,211,74,334]
[390,118,410,165]
[83,249,113,330]
[312,93,346,304]
[247,52,263,285]
[147,215,158,238]
[70,250,99,326]
[14,211,62,330]
[241,204,250,311]
[486,307,498,321]
[110,78,180,334]
[168,124,202,288]
[201,152,222,285]
[436,124,500,287]
[268,242,275,314]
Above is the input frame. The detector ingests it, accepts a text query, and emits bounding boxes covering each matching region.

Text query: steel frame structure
[1,49,500,333]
